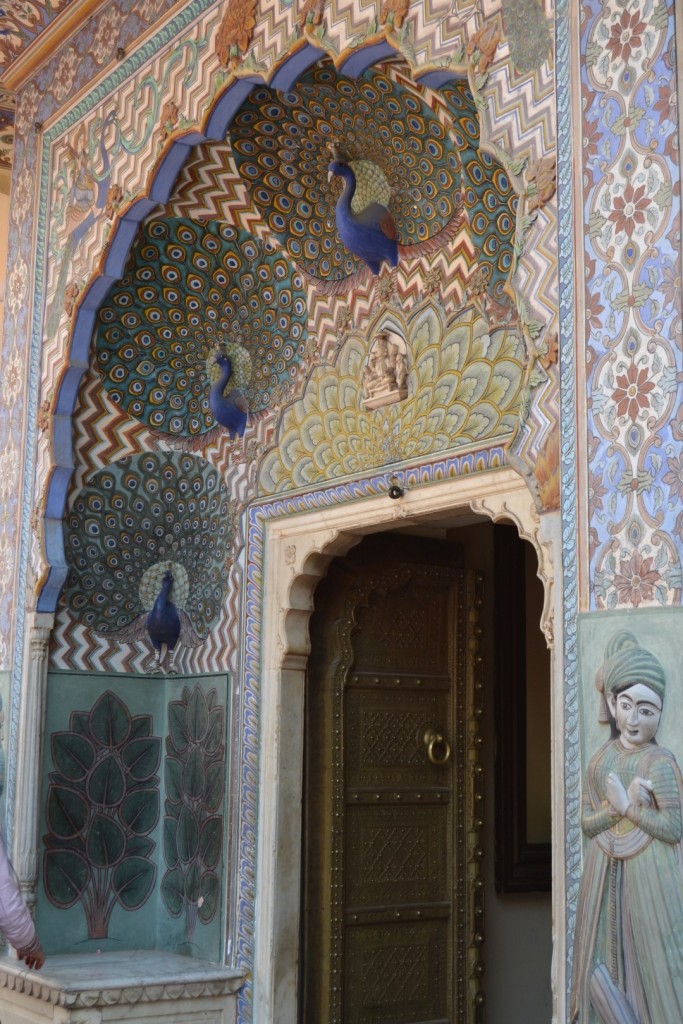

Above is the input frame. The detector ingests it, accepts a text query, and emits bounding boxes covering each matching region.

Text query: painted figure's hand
[17,943,45,970]
[627,777,653,807]
[605,771,629,815]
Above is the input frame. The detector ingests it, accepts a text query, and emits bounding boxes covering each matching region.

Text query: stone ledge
[0,951,244,1009]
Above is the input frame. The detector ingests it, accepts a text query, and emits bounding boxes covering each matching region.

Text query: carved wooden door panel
[302,539,484,1024]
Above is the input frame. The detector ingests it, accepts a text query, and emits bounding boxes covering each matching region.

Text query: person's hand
[605,771,629,815]
[17,943,45,970]
[627,777,654,807]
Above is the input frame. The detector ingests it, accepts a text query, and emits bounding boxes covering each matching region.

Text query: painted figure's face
[608,682,662,749]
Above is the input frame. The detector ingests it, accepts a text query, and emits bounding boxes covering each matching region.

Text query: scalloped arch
[38,35,519,613]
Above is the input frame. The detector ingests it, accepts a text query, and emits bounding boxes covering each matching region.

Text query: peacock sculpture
[208,351,249,439]
[63,453,236,672]
[327,145,398,276]
[112,568,202,674]
[229,67,470,295]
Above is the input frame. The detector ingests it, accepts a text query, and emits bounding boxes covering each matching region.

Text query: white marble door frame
[251,467,565,1023]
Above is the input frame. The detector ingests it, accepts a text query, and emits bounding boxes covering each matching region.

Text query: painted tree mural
[161,683,225,937]
[43,691,160,938]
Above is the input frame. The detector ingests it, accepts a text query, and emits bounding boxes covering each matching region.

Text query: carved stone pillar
[11,611,53,913]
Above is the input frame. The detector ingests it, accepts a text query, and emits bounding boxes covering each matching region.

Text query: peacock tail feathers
[440,80,517,302]
[229,64,463,287]
[94,217,307,444]
[64,452,235,640]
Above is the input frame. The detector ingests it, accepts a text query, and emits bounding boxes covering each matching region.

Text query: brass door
[302,538,484,1024]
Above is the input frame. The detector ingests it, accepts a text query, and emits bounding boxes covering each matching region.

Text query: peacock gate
[0,1,680,1022]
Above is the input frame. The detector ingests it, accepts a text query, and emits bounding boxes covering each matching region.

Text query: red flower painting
[608,182,651,238]
[611,362,655,421]
[585,289,605,336]
[663,454,683,502]
[606,10,646,65]
[613,551,661,607]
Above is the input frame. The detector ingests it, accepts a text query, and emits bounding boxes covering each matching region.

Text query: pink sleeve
[0,837,36,951]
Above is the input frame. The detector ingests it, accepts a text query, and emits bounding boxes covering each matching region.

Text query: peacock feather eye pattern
[94,217,308,438]
[440,80,517,301]
[229,65,462,283]
[64,453,234,637]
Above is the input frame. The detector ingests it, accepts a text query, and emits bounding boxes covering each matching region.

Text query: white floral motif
[51,48,78,104]
[92,9,125,65]
[3,347,23,408]
[0,537,15,590]
[6,255,28,318]
[12,168,34,224]
[0,439,19,501]
[139,0,165,21]
[14,82,40,137]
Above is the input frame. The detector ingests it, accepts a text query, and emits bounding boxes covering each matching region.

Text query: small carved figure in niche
[570,630,683,1023]
[362,329,408,410]
[392,347,408,390]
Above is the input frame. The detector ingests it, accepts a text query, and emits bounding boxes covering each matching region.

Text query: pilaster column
[11,612,53,913]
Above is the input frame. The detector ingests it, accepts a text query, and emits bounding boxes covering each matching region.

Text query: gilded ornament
[297,0,325,29]
[379,0,410,30]
[215,0,258,68]
[467,20,501,73]
[422,266,443,299]
[104,183,123,219]
[63,280,80,317]
[37,394,53,433]
[157,100,179,143]
[335,306,353,341]
[534,432,560,511]
[527,155,557,212]
[540,331,558,370]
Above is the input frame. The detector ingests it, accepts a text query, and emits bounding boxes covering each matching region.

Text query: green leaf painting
[113,858,157,910]
[161,867,185,917]
[44,849,89,908]
[161,684,225,939]
[89,691,132,749]
[51,733,95,781]
[43,691,159,939]
[47,786,88,838]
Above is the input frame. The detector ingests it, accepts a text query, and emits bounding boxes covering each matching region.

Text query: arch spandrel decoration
[37,37,557,614]
[258,298,526,493]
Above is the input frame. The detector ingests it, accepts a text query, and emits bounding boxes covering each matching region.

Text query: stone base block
[0,951,244,1024]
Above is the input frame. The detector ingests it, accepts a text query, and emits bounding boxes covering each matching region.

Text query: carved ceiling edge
[470,492,557,648]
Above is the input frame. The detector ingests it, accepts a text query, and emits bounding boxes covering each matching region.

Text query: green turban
[602,630,666,700]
